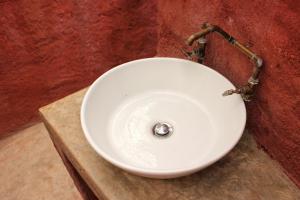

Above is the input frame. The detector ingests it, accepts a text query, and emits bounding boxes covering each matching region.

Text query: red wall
[0,0,299,187]
[0,0,158,137]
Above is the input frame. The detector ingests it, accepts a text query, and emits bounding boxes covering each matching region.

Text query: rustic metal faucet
[184,22,263,101]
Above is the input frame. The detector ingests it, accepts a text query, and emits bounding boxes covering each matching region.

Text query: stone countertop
[39,88,300,200]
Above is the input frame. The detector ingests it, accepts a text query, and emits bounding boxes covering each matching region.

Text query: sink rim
[81,57,246,178]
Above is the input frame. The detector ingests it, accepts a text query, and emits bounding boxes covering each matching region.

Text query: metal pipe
[186,22,263,101]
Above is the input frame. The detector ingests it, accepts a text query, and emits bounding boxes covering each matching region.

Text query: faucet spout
[222,84,254,102]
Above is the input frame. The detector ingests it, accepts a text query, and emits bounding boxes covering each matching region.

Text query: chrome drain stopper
[152,122,173,138]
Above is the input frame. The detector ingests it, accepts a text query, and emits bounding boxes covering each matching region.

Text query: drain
[152,122,173,138]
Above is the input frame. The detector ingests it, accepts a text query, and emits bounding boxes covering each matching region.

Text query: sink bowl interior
[81,57,246,178]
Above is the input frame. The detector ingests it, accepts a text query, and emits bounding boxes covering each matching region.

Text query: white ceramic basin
[81,57,246,179]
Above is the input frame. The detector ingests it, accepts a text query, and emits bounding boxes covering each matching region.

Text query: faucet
[184,22,263,101]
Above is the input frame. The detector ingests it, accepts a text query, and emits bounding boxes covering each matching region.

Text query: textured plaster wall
[0,0,158,137]
[0,0,299,187]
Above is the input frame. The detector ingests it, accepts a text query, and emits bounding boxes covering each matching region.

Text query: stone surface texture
[0,0,299,187]
[40,89,300,200]
[0,123,82,200]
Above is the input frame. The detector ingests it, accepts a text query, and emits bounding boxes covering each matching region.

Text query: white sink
[81,57,246,179]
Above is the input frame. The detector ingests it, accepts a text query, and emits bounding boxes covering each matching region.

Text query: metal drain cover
[152,122,173,138]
